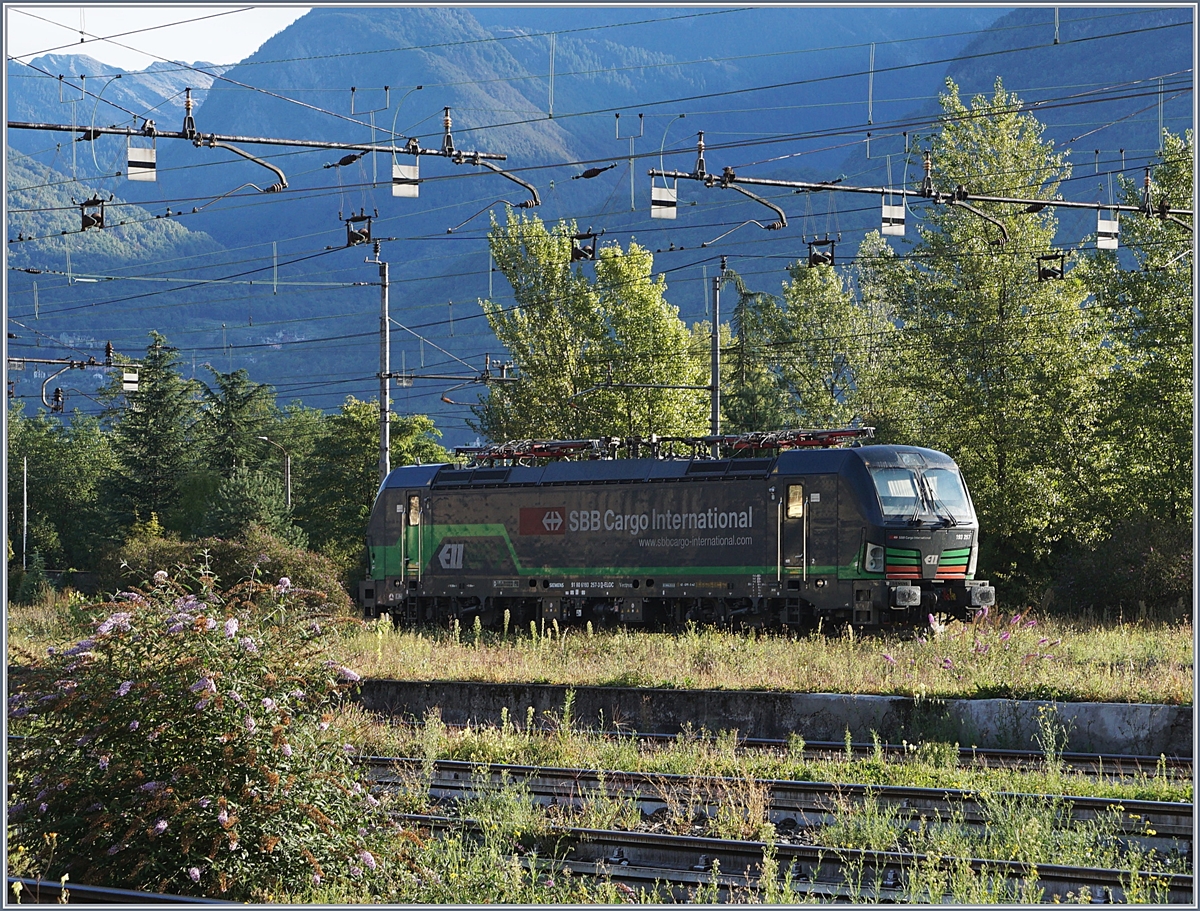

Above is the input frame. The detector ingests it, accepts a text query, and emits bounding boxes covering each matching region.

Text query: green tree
[858,79,1108,595]
[7,402,115,573]
[197,465,305,546]
[719,270,792,434]
[197,367,277,477]
[1076,130,1193,528]
[295,399,448,573]
[100,333,202,535]
[477,210,708,442]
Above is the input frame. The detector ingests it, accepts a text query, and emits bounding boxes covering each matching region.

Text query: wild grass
[7,587,1193,903]
[13,595,1191,705]
[336,704,1191,804]
[326,609,1194,705]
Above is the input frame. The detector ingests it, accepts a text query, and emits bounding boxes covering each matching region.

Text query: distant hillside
[7,150,223,269]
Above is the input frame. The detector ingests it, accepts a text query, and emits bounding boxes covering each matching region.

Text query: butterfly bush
[7,568,399,901]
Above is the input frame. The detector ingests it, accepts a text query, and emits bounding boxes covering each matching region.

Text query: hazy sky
[6,5,311,70]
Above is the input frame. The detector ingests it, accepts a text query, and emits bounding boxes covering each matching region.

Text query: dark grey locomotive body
[360,444,995,628]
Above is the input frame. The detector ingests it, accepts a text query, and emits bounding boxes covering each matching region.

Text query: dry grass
[338,611,1193,705]
[10,594,1192,705]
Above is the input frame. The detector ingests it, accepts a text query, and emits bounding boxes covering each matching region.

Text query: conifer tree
[101,332,202,534]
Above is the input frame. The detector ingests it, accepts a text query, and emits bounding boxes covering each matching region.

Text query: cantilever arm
[949,199,1009,245]
[726,183,787,229]
[197,136,288,192]
[471,158,540,208]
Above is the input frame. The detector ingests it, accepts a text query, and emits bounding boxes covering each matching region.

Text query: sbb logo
[519,507,566,536]
[569,510,602,531]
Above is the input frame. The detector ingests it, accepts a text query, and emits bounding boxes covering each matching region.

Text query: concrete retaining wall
[355,680,1192,757]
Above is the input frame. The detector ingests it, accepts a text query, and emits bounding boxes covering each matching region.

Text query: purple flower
[883,653,896,665]
[942,657,953,669]
[116,680,134,697]
[129,721,140,732]
[188,867,200,883]
[38,803,48,814]
[198,798,211,809]
[343,744,356,754]
[366,794,380,807]
[277,577,292,594]
[65,639,95,656]
[218,808,229,826]
[229,691,244,706]
[312,874,321,886]
[1010,613,1022,625]
[99,755,110,770]
[107,844,121,855]
[358,849,377,870]
[1024,619,1037,628]
[318,721,329,732]
[189,677,216,695]
[97,613,132,635]
[338,667,361,683]
[245,716,256,733]
[153,570,169,585]
[140,781,163,792]
[976,604,990,621]
[262,697,276,711]
[281,744,293,758]
[1000,631,1011,642]
[85,802,103,812]
[152,818,167,835]
[195,698,210,711]
[350,865,363,879]
[204,618,217,631]
[240,637,258,654]
[224,617,239,639]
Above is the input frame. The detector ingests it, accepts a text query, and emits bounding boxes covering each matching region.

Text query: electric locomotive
[359,429,995,629]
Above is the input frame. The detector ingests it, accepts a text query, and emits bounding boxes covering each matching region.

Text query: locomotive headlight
[865,543,885,573]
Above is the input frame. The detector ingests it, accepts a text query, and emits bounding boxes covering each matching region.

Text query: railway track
[6,876,221,904]
[365,756,1194,855]
[432,724,1193,777]
[395,810,1195,903]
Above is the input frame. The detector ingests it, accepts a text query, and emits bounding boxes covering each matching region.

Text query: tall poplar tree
[477,211,708,443]
[858,79,1108,593]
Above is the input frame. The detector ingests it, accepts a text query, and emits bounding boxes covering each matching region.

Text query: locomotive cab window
[785,485,804,519]
[407,495,421,525]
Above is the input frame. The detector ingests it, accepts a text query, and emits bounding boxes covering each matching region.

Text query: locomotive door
[780,474,839,578]
[403,491,423,581]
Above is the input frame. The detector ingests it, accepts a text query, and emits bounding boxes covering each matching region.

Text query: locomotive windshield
[870,466,973,523]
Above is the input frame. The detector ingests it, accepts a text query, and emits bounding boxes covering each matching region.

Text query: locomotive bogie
[360,444,995,630]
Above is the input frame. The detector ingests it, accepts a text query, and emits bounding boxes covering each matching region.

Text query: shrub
[7,566,394,900]
[100,523,354,615]
[1052,520,1192,618]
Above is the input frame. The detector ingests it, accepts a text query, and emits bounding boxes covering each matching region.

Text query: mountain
[5,6,1192,446]
[7,54,228,131]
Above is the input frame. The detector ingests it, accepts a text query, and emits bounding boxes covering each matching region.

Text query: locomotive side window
[786,485,805,519]
[407,495,421,525]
